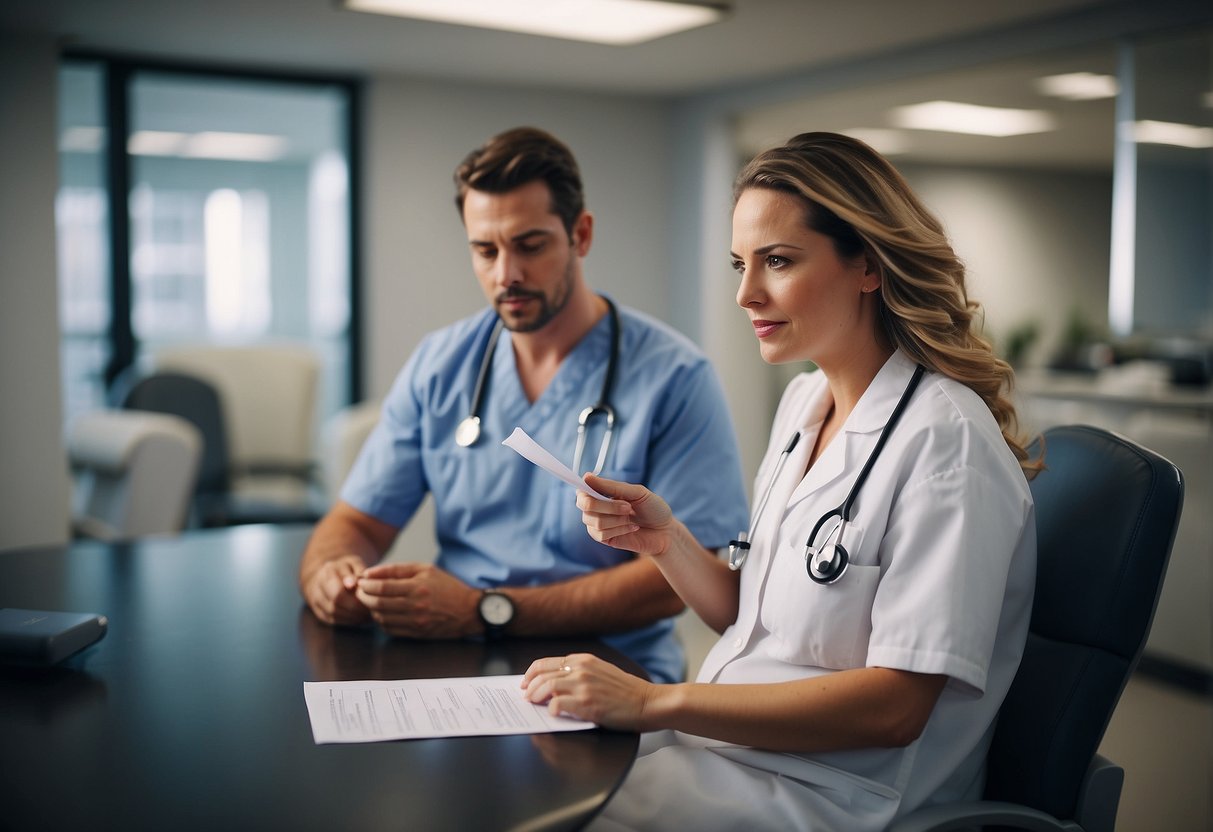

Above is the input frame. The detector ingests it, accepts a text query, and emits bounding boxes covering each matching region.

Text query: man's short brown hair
[454,127,585,235]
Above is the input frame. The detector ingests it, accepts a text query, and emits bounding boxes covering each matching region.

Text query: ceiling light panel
[126,130,289,161]
[1036,72,1119,101]
[60,126,105,153]
[128,130,189,156]
[1133,120,1213,149]
[890,101,1056,137]
[343,0,726,45]
[182,132,289,162]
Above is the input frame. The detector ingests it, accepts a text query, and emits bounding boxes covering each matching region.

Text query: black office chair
[116,370,323,527]
[889,424,1184,832]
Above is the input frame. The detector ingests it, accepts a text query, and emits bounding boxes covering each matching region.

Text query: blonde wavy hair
[734,132,1042,476]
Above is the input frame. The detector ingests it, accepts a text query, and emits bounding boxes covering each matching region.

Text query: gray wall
[0,35,71,549]
[900,163,1113,367]
[362,77,674,399]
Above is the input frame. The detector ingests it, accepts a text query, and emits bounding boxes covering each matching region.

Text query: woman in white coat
[522,132,1043,831]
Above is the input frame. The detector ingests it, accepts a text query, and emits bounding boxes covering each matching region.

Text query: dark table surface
[0,524,640,831]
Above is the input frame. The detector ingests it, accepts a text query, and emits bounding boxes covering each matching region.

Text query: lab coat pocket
[763,530,880,671]
[541,466,642,568]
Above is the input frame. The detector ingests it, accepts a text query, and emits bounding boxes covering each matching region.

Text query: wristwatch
[477,590,515,638]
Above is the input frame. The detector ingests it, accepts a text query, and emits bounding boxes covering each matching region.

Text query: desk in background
[0,524,640,831]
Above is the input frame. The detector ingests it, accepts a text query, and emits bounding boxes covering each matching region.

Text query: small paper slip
[303,675,595,744]
[502,427,610,500]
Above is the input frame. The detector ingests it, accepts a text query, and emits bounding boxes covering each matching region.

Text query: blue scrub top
[342,300,749,682]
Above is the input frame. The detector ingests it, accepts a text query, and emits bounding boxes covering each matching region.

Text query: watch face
[480,593,513,627]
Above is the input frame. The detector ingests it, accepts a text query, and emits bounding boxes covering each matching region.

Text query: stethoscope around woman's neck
[454,296,621,476]
[728,363,926,584]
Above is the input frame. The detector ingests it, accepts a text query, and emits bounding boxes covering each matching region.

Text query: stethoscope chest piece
[455,416,482,448]
[804,508,850,584]
[805,540,849,584]
[455,296,621,469]
[732,364,926,586]
[574,404,616,478]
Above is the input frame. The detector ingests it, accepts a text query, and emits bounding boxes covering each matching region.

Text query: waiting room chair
[319,398,382,504]
[116,367,323,527]
[68,409,202,541]
[889,424,1184,832]
[116,370,233,526]
[149,344,325,524]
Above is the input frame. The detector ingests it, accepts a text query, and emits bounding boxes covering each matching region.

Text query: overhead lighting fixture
[1203,91,1213,109]
[182,132,289,162]
[890,100,1056,137]
[59,126,105,153]
[342,0,727,45]
[1133,119,1213,149]
[127,130,288,162]
[128,130,189,156]
[1036,71,1119,101]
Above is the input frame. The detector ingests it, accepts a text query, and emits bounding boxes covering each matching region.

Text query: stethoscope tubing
[572,297,621,476]
[457,296,621,477]
[728,431,800,571]
[730,363,926,583]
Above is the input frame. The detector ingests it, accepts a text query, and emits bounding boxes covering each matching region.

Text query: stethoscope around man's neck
[728,363,926,585]
[454,295,621,477]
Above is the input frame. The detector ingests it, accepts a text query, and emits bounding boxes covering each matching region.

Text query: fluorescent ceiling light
[1203,91,1213,109]
[127,130,288,161]
[182,132,289,162]
[128,130,189,156]
[1036,71,1119,101]
[840,128,909,156]
[60,126,105,153]
[1133,120,1213,149]
[890,100,1056,137]
[343,0,726,45]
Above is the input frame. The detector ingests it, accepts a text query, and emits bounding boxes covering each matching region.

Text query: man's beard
[496,254,576,333]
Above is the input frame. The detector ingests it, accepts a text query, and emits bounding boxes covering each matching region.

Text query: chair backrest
[68,410,203,540]
[119,371,230,497]
[984,424,1184,817]
[153,344,319,477]
[320,399,382,504]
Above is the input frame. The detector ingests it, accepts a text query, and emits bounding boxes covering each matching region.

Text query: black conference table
[0,524,641,831]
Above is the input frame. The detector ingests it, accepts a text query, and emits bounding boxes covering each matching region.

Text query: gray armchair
[68,409,202,540]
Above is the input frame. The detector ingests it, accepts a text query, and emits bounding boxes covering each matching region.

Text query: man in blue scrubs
[299,127,747,683]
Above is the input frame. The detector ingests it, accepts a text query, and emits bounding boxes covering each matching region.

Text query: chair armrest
[1074,754,1123,832]
[888,753,1122,832]
[887,801,1083,832]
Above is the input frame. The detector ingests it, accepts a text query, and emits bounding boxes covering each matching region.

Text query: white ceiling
[1,0,1119,95]
[736,43,1120,170]
[6,0,1208,171]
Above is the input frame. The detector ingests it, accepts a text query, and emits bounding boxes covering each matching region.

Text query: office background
[0,2,1210,826]
[4,0,1208,550]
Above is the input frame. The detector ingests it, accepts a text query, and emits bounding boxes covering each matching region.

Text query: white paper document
[303,675,595,744]
[502,427,610,500]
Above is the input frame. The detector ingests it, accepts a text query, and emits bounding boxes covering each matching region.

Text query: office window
[57,62,111,422]
[56,60,361,428]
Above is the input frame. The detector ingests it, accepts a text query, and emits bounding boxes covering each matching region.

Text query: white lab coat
[590,350,1036,832]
